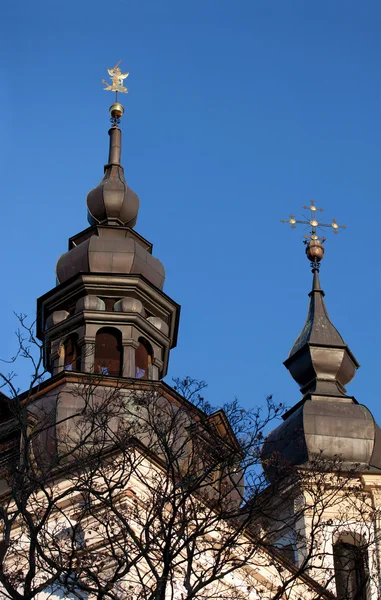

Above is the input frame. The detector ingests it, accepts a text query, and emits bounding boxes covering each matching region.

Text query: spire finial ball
[109,102,124,120]
[305,238,324,263]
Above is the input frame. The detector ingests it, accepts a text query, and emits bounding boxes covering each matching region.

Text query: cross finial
[281,200,346,270]
[281,200,346,236]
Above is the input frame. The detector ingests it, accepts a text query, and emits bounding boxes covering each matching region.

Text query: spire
[280,202,358,399]
[39,61,180,384]
[261,202,381,477]
[87,66,139,228]
[108,125,122,165]
[284,264,359,399]
[288,267,346,357]
[86,108,139,228]
[56,63,165,289]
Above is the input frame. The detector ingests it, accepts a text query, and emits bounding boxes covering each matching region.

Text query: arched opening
[333,533,369,600]
[64,334,81,371]
[135,338,153,380]
[94,328,122,377]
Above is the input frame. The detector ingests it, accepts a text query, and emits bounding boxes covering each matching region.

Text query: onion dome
[56,231,165,290]
[87,126,139,227]
[55,104,165,290]
[262,399,381,478]
[262,236,381,478]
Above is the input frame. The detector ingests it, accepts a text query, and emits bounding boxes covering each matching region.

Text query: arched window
[333,533,369,600]
[135,338,153,380]
[94,328,122,377]
[64,334,81,371]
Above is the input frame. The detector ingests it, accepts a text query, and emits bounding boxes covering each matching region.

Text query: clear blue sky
[1,1,380,422]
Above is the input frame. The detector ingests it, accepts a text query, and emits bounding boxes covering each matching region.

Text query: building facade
[0,96,380,600]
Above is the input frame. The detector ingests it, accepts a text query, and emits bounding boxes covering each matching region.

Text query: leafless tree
[0,316,378,600]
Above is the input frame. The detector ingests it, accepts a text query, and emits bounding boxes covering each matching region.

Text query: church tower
[36,83,180,382]
[262,203,381,600]
[263,204,381,474]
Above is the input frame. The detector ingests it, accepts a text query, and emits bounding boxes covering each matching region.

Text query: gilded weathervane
[102,61,129,126]
[281,200,346,270]
[102,60,129,94]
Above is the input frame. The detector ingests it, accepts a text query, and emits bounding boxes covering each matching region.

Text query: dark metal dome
[262,267,381,478]
[262,399,381,479]
[56,122,165,290]
[87,126,139,227]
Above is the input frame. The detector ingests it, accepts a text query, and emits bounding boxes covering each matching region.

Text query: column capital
[122,339,140,350]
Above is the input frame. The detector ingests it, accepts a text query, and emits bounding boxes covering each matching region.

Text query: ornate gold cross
[281,200,346,270]
[281,200,346,239]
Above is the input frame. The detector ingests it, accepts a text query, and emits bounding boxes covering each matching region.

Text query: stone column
[80,337,95,373]
[122,341,139,378]
[51,339,64,376]
[151,357,163,381]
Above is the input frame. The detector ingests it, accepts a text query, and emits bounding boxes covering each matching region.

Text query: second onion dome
[87,124,139,227]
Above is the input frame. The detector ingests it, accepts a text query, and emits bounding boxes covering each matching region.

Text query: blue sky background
[0,1,380,423]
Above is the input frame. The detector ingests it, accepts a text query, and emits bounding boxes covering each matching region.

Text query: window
[64,335,81,371]
[334,534,369,600]
[94,328,122,377]
[135,338,153,380]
